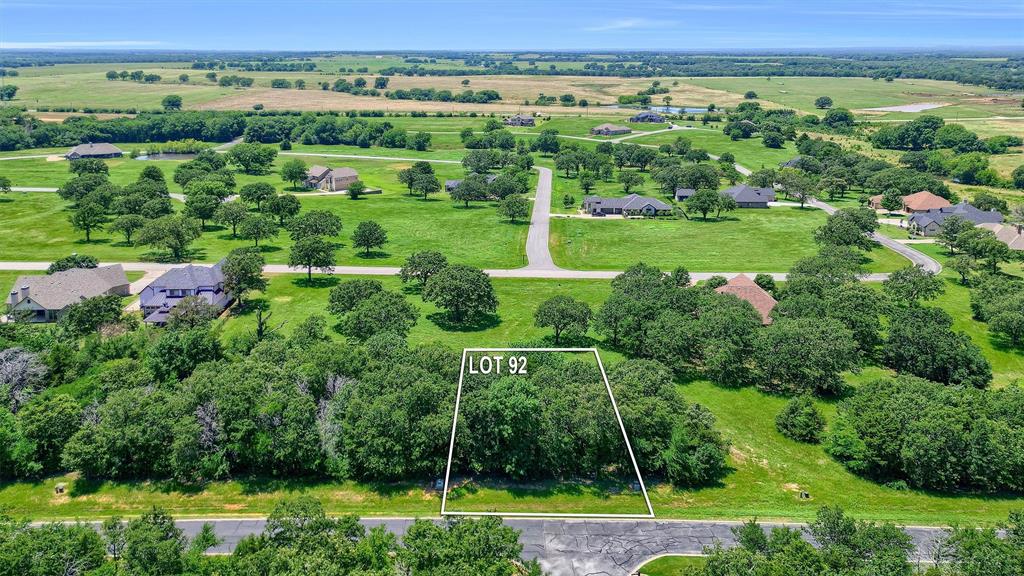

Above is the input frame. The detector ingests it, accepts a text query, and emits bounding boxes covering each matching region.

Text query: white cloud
[584,18,677,32]
[0,40,164,49]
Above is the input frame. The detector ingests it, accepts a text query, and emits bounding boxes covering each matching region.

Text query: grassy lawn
[0,156,530,268]
[639,556,706,576]
[626,128,797,171]
[549,207,908,273]
[443,479,651,515]
[219,274,617,355]
[912,243,1024,387]
[683,76,1024,120]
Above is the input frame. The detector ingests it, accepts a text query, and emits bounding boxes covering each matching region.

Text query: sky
[0,0,1021,51]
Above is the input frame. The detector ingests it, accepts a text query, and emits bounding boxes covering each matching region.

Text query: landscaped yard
[549,207,909,273]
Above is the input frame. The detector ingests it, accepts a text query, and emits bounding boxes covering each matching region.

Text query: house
[445,173,498,192]
[908,201,1004,237]
[591,123,631,136]
[6,265,130,322]
[715,274,777,325]
[65,143,123,160]
[139,261,232,325]
[869,190,951,213]
[629,111,665,123]
[979,223,1024,251]
[674,188,696,202]
[504,114,535,127]
[779,156,803,169]
[582,194,672,217]
[304,166,359,192]
[721,184,776,208]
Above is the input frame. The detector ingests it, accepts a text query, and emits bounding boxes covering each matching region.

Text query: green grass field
[549,207,909,273]
[639,556,706,576]
[219,274,616,354]
[684,76,1024,120]
[0,154,530,268]
[626,128,798,170]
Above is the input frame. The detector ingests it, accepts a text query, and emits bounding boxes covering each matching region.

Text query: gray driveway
[525,166,559,271]
[165,517,946,575]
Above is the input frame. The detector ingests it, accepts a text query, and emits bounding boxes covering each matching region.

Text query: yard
[0,156,531,269]
[549,207,910,273]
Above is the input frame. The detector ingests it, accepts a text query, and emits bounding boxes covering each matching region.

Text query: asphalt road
[525,166,559,271]
[163,517,945,576]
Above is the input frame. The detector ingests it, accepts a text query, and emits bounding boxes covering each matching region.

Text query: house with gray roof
[582,194,672,217]
[139,261,232,325]
[908,201,1004,237]
[445,174,498,192]
[721,184,776,208]
[66,143,123,160]
[6,265,130,322]
[629,111,665,123]
[504,114,535,127]
[591,123,631,136]
[674,188,697,202]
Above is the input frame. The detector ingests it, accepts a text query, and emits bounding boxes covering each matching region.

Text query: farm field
[548,207,909,273]
[684,76,1024,120]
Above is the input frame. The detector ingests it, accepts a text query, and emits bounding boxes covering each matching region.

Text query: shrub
[775,396,826,443]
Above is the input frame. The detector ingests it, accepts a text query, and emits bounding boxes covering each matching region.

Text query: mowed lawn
[549,207,909,273]
[627,128,798,171]
[0,156,531,268]
[640,556,706,576]
[219,274,617,354]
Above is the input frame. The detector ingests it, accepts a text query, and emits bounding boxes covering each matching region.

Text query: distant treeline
[1,51,1020,89]
[0,109,443,151]
[379,55,1024,90]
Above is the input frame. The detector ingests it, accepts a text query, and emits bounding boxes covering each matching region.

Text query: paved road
[148,517,943,575]
[525,166,559,271]
[810,198,941,274]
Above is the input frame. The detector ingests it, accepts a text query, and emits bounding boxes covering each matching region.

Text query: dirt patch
[782,483,801,492]
[46,155,65,162]
[222,503,247,511]
[35,112,134,122]
[729,446,748,464]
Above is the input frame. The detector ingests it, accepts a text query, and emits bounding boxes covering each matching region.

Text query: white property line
[440,347,656,519]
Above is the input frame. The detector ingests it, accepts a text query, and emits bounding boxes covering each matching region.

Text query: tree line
[0,496,543,576]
